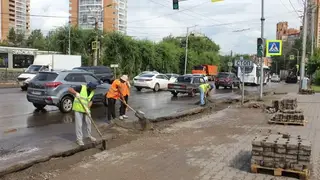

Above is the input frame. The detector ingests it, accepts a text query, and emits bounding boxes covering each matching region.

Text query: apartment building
[0,0,30,40]
[69,0,127,34]
[276,22,300,41]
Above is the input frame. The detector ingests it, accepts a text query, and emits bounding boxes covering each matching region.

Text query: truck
[17,55,81,91]
[191,64,218,81]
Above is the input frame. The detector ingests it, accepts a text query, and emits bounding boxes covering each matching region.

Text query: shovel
[118,98,149,130]
[77,97,107,150]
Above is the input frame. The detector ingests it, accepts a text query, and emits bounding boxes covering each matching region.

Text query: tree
[26,29,46,50]
[7,28,16,46]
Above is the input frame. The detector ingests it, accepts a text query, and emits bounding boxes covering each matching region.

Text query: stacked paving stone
[251,134,311,171]
[270,98,305,124]
[300,89,315,95]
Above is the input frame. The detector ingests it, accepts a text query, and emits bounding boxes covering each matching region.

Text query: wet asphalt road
[0,84,279,134]
[0,83,281,174]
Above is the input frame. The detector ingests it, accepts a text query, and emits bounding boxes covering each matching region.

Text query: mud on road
[1,92,274,180]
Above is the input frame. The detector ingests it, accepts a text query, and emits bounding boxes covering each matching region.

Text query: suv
[73,66,114,84]
[27,70,110,113]
[215,72,240,89]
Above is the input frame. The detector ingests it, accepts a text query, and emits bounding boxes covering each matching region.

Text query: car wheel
[33,103,46,110]
[215,85,219,89]
[59,95,74,113]
[153,83,160,92]
[171,92,178,97]
[21,86,27,91]
[136,87,142,91]
[188,89,196,97]
[103,93,108,107]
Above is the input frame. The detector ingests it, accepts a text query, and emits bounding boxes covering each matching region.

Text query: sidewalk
[52,90,320,180]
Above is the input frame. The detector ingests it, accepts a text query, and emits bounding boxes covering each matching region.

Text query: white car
[271,75,280,82]
[165,73,179,82]
[133,73,174,92]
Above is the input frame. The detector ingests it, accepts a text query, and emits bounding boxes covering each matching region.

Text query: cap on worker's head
[87,82,97,89]
[120,75,128,82]
[209,84,214,90]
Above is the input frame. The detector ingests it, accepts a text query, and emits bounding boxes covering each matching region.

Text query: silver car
[27,70,110,113]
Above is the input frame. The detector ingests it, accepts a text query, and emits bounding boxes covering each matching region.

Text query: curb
[0,133,114,177]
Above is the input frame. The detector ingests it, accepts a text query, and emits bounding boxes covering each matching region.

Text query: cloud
[30,0,303,53]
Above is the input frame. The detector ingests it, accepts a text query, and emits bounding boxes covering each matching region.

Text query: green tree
[7,28,16,46]
[26,29,46,49]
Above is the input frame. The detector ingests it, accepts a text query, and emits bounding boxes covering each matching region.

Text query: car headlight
[24,78,32,83]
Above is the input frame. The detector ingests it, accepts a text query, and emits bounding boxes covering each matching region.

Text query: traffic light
[173,0,179,10]
[257,38,264,57]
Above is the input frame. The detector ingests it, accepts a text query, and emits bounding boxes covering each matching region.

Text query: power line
[127,0,210,24]
[288,0,302,17]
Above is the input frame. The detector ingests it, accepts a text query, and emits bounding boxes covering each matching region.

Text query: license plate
[174,86,181,88]
[32,91,41,95]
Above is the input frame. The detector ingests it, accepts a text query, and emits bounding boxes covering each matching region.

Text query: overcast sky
[30,0,304,54]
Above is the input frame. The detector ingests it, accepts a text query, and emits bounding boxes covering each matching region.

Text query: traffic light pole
[259,0,265,100]
[93,17,98,66]
[184,27,189,75]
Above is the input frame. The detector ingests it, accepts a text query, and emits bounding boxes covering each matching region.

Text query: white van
[17,55,81,91]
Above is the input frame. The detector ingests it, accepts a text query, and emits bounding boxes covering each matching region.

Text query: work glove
[75,93,80,98]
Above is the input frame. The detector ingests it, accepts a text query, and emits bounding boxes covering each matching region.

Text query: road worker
[119,75,130,120]
[198,83,214,106]
[68,82,97,146]
[106,75,127,122]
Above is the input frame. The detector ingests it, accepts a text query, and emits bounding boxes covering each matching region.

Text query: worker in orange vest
[106,75,127,122]
[119,75,130,120]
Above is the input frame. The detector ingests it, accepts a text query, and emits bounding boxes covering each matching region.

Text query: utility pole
[93,17,99,66]
[184,27,190,75]
[184,25,197,74]
[68,21,71,55]
[259,0,265,100]
[229,50,233,73]
[300,0,308,91]
[311,3,315,56]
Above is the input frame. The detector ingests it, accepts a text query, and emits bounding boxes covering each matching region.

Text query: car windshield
[25,65,43,73]
[177,76,192,83]
[33,72,58,81]
[139,74,155,78]
[217,73,229,78]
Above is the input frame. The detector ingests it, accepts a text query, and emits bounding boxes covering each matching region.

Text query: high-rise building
[276,22,300,41]
[0,0,30,40]
[69,0,127,34]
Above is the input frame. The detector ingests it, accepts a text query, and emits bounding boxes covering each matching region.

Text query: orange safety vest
[120,82,130,96]
[107,79,122,99]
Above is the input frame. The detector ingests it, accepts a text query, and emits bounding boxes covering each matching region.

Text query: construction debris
[299,89,315,95]
[251,134,312,172]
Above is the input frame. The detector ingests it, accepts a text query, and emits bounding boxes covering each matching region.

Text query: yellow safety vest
[199,83,210,92]
[72,85,95,113]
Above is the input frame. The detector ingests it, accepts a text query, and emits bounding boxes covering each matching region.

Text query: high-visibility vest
[199,83,210,92]
[107,79,121,99]
[120,82,130,96]
[72,85,95,113]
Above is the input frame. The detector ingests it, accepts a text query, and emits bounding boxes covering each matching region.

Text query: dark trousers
[107,98,116,121]
[120,95,128,116]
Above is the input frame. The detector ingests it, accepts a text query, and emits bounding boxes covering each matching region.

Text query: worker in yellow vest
[198,83,214,106]
[68,82,97,146]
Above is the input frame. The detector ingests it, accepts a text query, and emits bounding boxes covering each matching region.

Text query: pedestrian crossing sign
[266,40,282,57]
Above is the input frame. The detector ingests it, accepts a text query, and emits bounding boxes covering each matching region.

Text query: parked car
[27,70,110,113]
[133,73,173,92]
[167,74,206,97]
[165,73,179,82]
[190,74,209,82]
[73,66,114,84]
[215,72,240,89]
[271,74,280,82]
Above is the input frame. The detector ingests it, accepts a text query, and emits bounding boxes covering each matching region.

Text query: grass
[311,85,320,93]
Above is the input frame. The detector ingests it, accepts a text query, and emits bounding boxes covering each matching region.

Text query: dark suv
[73,66,114,84]
[215,72,240,89]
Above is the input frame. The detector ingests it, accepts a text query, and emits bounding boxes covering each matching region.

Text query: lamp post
[184,25,197,75]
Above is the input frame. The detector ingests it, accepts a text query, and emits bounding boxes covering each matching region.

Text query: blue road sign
[266,40,282,56]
